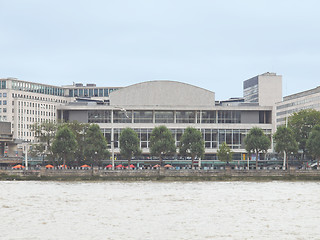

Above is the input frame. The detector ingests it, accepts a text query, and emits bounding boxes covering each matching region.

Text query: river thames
[1,181,320,240]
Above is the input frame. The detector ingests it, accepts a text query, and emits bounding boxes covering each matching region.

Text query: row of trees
[243,109,320,169]
[30,122,205,167]
[29,109,320,169]
[30,122,109,167]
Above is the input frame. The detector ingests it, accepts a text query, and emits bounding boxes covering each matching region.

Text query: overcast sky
[1,0,320,100]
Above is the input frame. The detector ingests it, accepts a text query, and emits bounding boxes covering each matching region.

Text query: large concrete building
[57,81,274,160]
[276,86,320,126]
[0,77,120,143]
[0,74,284,162]
[243,72,282,106]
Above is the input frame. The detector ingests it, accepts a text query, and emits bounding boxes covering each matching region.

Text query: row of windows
[11,80,65,96]
[88,110,243,124]
[276,94,320,111]
[0,93,7,97]
[68,88,118,97]
[18,109,55,116]
[18,115,55,123]
[101,128,272,150]
[12,93,67,103]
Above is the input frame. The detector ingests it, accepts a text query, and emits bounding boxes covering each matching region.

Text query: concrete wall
[0,122,11,134]
[258,74,282,107]
[241,111,259,123]
[109,81,215,107]
[69,110,88,123]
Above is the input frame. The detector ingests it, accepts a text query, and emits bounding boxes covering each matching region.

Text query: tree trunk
[191,155,194,169]
[128,156,131,169]
[286,153,289,170]
[255,150,258,170]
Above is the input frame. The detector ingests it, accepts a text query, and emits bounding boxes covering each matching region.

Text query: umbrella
[13,164,25,169]
[45,164,54,169]
[164,164,173,168]
[153,164,160,168]
[116,164,123,168]
[129,164,135,168]
[81,164,91,168]
[106,164,112,168]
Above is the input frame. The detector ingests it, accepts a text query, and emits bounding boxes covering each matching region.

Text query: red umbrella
[45,164,54,169]
[129,164,135,168]
[153,164,160,168]
[81,164,91,168]
[116,164,123,168]
[164,164,173,168]
[13,164,25,169]
[106,164,112,168]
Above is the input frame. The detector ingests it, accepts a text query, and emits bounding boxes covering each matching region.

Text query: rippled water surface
[1,181,320,240]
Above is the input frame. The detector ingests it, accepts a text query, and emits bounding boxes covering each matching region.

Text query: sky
[1,0,320,100]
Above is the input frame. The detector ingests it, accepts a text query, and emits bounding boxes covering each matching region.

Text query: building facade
[0,78,120,144]
[276,86,320,126]
[243,72,282,106]
[57,81,274,160]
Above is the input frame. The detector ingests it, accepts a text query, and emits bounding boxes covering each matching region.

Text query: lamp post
[25,142,28,170]
[111,140,115,170]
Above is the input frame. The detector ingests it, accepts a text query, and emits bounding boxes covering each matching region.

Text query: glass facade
[134,111,153,123]
[84,110,267,125]
[176,111,195,123]
[67,87,118,97]
[100,127,272,152]
[11,80,64,96]
[88,110,111,123]
[113,110,132,123]
[155,111,174,123]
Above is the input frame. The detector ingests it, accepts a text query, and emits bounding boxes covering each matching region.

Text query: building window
[155,111,174,123]
[113,110,132,123]
[199,111,216,123]
[104,89,109,97]
[134,111,153,123]
[3,100,7,105]
[176,111,195,123]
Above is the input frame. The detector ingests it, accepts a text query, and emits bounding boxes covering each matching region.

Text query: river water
[1,181,320,240]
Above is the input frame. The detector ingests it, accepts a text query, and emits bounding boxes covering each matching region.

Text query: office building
[276,86,320,126]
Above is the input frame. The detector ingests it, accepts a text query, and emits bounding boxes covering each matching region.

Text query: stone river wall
[1,168,320,181]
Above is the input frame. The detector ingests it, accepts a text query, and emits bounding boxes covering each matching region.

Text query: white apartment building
[276,86,320,126]
[0,78,119,143]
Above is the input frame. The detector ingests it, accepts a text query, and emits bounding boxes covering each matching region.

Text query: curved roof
[109,80,215,107]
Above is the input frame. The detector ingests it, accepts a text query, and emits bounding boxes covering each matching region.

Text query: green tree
[150,126,176,166]
[29,143,46,165]
[306,125,320,169]
[30,122,57,162]
[179,127,204,168]
[288,109,320,159]
[83,124,109,167]
[51,125,78,166]
[217,142,233,164]
[64,121,90,165]
[273,126,298,170]
[244,127,271,169]
[119,128,141,167]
